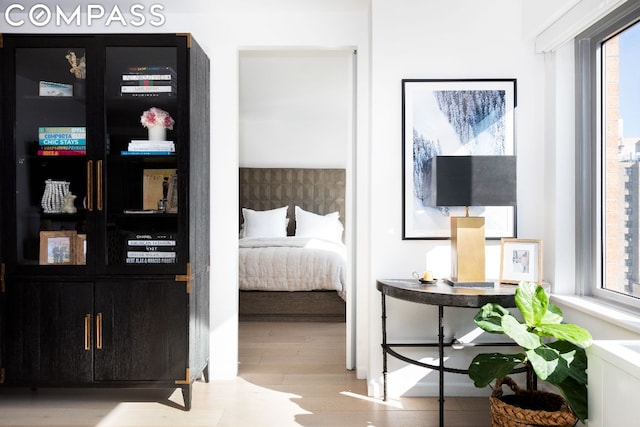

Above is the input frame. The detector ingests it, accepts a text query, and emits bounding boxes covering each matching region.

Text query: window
[577,2,640,307]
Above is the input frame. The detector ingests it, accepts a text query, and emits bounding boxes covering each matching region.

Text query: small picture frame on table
[499,238,542,284]
[39,230,77,265]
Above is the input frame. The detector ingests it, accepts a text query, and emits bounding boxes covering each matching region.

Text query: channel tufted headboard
[239,168,346,236]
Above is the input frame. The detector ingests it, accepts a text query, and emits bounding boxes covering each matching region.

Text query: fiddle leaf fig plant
[468,281,592,423]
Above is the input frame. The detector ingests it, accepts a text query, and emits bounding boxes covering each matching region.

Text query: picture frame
[39,230,77,265]
[500,238,542,284]
[402,78,517,239]
[142,168,177,210]
[75,233,87,265]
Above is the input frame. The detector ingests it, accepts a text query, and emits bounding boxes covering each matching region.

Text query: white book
[121,86,172,93]
[127,251,176,258]
[122,74,173,81]
[127,240,177,246]
[129,140,175,151]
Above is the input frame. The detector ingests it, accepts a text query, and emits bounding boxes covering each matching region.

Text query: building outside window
[577,2,640,307]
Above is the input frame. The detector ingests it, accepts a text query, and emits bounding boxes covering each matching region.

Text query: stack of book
[122,140,175,156]
[37,127,87,156]
[125,233,176,264]
[121,66,176,97]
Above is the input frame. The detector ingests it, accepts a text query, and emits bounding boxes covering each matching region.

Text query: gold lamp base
[448,216,493,287]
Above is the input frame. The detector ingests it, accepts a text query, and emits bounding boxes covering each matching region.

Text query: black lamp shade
[424,155,517,207]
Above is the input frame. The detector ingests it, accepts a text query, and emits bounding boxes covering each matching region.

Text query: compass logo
[4,3,166,27]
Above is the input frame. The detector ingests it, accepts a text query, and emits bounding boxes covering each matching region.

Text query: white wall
[239,50,351,168]
[208,0,371,379]
[368,0,546,397]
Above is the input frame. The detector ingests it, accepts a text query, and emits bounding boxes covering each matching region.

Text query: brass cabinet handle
[96,160,103,211]
[96,312,103,350]
[86,160,93,211]
[84,314,91,350]
[96,313,102,350]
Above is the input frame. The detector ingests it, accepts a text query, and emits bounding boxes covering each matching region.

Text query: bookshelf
[0,33,210,410]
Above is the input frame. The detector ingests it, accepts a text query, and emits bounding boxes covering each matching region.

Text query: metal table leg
[381,293,388,401]
[438,304,444,427]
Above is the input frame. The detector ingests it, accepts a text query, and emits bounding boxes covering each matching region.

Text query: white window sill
[551,294,640,335]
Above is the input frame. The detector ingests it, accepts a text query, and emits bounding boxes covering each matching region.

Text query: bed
[238,168,347,321]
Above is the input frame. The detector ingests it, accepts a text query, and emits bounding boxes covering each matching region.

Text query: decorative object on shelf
[41,179,71,213]
[39,81,73,97]
[402,79,516,239]
[39,230,77,265]
[140,107,174,141]
[65,50,86,79]
[142,168,177,210]
[62,192,77,214]
[468,281,592,425]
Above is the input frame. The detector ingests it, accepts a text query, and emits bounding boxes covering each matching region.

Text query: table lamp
[424,155,517,287]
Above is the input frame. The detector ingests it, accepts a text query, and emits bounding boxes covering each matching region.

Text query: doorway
[238,48,356,368]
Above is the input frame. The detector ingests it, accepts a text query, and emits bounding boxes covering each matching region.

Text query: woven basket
[489,377,578,427]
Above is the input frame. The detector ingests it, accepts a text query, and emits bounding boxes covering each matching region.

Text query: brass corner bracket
[175,263,192,293]
[174,368,190,385]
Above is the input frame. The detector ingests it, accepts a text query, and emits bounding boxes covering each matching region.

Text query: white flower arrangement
[140,107,175,129]
[65,51,86,79]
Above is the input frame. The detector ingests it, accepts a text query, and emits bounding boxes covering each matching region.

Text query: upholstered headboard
[239,168,346,236]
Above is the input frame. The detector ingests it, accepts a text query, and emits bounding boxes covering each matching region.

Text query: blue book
[121,151,175,156]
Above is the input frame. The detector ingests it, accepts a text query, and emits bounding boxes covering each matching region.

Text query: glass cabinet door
[103,46,180,270]
[14,45,88,268]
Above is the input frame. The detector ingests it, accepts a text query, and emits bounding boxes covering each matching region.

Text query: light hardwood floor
[0,322,491,426]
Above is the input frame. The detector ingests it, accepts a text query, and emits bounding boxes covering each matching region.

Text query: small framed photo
[500,238,542,284]
[75,233,87,265]
[39,231,77,265]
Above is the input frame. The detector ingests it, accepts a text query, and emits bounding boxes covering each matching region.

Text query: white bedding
[238,236,347,300]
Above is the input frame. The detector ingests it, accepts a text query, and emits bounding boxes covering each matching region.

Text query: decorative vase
[147,125,166,141]
[41,179,70,213]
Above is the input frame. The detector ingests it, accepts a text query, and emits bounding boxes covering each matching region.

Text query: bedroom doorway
[238,49,356,369]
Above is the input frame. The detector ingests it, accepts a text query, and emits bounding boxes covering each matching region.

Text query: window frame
[576,1,640,308]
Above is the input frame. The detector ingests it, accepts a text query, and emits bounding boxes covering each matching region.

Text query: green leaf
[536,324,593,348]
[540,303,563,324]
[473,303,510,333]
[548,341,588,385]
[515,281,548,327]
[526,346,566,382]
[501,314,541,349]
[468,353,525,388]
[554,374,588,423]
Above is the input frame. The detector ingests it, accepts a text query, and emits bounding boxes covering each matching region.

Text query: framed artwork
[402,78,517,239]
[143,168,177,210]
[500,238,542,284]
[39,230,77,265]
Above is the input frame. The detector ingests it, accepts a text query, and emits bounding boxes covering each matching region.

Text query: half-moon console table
[376,279,531,427]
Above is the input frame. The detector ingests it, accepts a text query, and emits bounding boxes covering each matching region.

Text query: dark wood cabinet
[5,281,94,384]
[0,33,210,410]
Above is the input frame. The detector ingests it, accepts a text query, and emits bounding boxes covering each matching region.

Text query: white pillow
[294,206,343,242]
[241,206,288,238]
